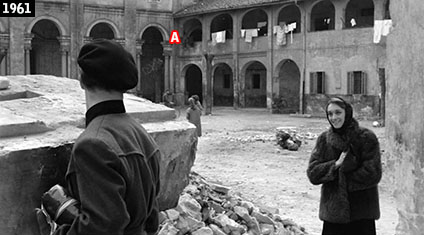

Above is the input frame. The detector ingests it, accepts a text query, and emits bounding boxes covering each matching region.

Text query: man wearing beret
[37,39,161,235]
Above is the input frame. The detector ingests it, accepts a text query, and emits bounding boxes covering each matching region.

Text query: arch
[182,18,202,47]
[277,4,302,33]
[85,19,122,38]
[140,27,164,103]
[241,61,267,108]
[212,63,233,106]
[182,64,203,103]
[139,23,169,40]
[310,0,335,32]
[25,15,67,36]
[345,0,374,28]
[241,9,268,37]
[30,19,61,76]
[210,13,233,40]
[274,59,301,114]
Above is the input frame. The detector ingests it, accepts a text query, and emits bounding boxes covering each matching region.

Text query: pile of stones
[158,172,308,235]
[275,128,302,151]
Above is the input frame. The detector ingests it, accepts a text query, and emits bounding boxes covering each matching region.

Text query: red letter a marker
[169,30,181,44]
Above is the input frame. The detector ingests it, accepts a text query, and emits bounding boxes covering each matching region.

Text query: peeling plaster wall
[386,1,424,234]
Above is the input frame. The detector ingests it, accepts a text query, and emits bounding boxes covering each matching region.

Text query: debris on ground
[276,128,302,151]
[223,134,275,143]
[158,172,308,235]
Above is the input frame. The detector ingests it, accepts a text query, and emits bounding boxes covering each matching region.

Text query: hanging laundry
[240,29,246,38]
[350,18,356,27]
[273,25,280,34]
[211,32,218,45]
[276,26,286,46]
[245,30,253,43]
[257,21,267,28]
[382,19,393,36]
[373,20,384,43]
[213,31,225,44]
[251,29,258,37]
[287,22,297,32]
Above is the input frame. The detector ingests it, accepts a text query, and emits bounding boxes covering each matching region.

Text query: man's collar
[85,100,125,127]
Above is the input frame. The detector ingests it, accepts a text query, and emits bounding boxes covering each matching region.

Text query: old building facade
[0,0,389,117]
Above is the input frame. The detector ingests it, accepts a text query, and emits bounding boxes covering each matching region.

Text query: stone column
[0,33,9,74]
[203,53,214,115]
[24,34,33,75]
[232,12,240,109]
[83,37,93,45]
[161,43,172,93]
[136,40,144,94]
[58,36,71,78]
[115,38,126,47]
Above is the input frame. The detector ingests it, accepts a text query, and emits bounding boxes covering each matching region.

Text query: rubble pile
[158,172,308,235]
[275,127,318,151]
[223,134,275,143]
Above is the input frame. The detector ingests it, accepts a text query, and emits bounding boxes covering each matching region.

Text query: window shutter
[347,71,353,94]
[310,72,317,94]
[321,72,326,94]
[361,72,367,94]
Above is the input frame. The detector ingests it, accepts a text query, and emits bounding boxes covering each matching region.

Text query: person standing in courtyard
[186,97,202,137]
[307,97,382,235]
[191,94,203,112]
[36,39,161,235]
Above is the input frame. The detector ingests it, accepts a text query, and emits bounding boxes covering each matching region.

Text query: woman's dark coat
[307,121,382,223]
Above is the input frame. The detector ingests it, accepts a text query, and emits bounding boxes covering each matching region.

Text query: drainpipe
[301,4,307,114]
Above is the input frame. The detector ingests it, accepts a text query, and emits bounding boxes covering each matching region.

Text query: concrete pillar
[136,39,144,95]
[58,36,71,78]
[161,43,172,93]
[266,7,274,111]
[386,1,424,234]
[24,34,33,75]
[70,0,84,80]
[232,12,240,109]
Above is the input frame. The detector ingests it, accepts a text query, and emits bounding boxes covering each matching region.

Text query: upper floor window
[310,71,326,94]
[347,71,367,94]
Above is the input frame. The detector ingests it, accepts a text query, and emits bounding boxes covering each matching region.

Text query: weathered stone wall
[0,75,197,235]
[385,1,424,234]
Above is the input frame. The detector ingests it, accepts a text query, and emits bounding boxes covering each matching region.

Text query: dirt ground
[177,107,398,235]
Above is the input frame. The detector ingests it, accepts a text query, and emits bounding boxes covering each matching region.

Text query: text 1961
[0,1,35,17]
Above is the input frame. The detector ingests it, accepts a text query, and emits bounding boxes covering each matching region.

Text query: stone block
[0,75,197,235]
[0,76,10,90]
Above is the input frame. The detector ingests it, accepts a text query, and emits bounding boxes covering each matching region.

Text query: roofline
[173,0,302,18]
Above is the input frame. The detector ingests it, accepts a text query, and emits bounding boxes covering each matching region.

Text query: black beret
[77,39,138,91]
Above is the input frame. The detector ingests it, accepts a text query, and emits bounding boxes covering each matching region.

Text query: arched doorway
[185,65,202,103]
[213,63,233,106]
[244,61,266,108]
[30,19,61,76]
[276,60,300,113]
[89,23,115,39]
[141,27,164,103]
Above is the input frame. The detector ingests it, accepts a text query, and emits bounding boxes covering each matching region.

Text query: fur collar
[326,120,360,151]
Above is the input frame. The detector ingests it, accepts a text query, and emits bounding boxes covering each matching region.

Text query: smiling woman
[307,97,382,235]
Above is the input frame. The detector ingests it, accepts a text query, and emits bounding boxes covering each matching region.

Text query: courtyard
[178,107,398,235]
